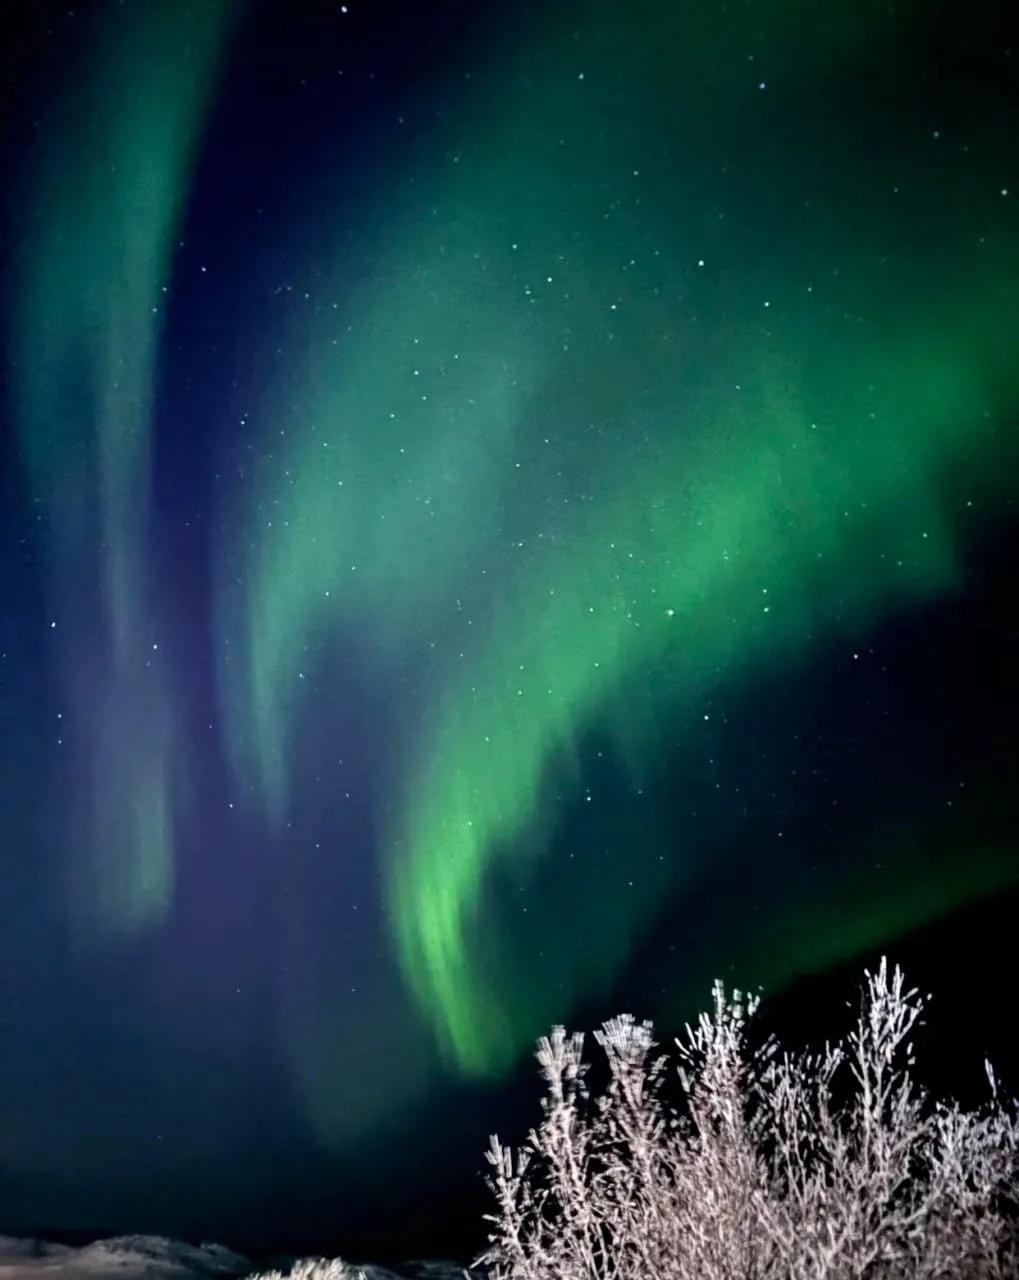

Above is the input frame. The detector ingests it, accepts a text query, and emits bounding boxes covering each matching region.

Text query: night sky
[1,0,1017,1265]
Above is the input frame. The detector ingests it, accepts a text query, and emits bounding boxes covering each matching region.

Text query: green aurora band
[12,0,237,939]
[217,4,1019,1079]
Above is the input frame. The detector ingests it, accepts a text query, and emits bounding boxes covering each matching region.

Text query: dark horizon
[6,887,1019,1266]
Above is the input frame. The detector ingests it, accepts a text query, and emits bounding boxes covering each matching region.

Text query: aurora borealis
[11,0,236,938]
[1,0,1017,1261]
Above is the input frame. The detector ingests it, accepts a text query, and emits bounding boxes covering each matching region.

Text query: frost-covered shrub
[479,959,1019,1280]
[252,1260,365,1280]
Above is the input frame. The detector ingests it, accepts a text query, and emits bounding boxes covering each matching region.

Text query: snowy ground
[0,1237,471,1280]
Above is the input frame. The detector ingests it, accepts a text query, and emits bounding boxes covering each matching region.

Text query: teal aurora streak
[214,5,1019,1076]
[13,0,237,939]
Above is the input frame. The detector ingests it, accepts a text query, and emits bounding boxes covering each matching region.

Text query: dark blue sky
[1,0,1017,1264]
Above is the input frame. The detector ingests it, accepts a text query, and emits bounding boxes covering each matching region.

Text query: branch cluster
[479,960,1019,1280]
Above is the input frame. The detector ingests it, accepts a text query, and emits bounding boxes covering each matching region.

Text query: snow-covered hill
[0,1237,473,1280]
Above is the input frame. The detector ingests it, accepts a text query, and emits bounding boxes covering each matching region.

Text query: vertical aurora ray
[12,0,237,940]
[215,253,542,823]
[215,1,1019,1080]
